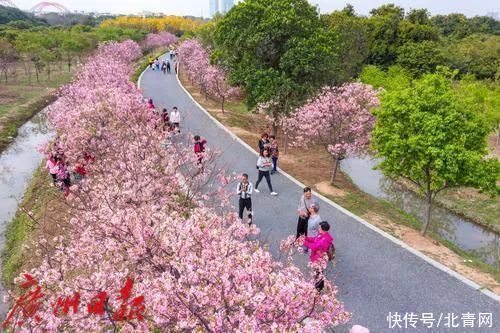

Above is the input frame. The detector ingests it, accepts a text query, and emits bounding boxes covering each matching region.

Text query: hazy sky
[12,0,499,18]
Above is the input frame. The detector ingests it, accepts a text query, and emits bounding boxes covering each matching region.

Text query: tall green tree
[431,14,471,38]
[213,0,342,134]
[454,75,500,145]
[372,73,499,236]
[15,31,46,83]
[396,41,443,76]
[441,34,500,79]
[60,30,94,71]
[365,5,439,67]
[359,65,412,91]
[432,14,500,38]
[322,5,369,80]
[0,37,17,83]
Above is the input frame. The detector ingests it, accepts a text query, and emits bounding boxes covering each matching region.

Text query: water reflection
[342,157,500,268]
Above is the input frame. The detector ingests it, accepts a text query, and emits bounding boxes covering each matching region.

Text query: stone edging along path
[137,59,500,304]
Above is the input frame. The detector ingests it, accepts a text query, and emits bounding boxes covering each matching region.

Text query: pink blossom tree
[3,39,351,332]
[177,39,210,90]
[205,66,242,112]
[143,32,178,51]
[286,83,379,183]
[177,40,241,107]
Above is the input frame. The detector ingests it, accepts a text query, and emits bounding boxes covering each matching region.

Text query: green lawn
[0,61,73,152]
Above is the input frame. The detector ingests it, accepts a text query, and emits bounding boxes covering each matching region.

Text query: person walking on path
[161,108,170,131]
[193,135,207,165]
[269,135,279,174]
[161,61,167,74]
[258,133,269,155]
[166,61,171,73]
[254,149,278,196]
[237,173,253,225]
[303,221,334,291]
[170,106,181,133]
[154,58,160,71]
[148,56,154,70]
[307,202,322,238]
[296,187,313,239]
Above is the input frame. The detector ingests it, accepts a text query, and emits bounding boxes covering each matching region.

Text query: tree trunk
[330,157,339,184]
[271,122,278,137]
[420,192,433,236]
[221,97,225,113]
[283,132,288,155]
[47,63,51,82]
[22,61,28,77]
[67,57,71,72]
[27,63,32,85]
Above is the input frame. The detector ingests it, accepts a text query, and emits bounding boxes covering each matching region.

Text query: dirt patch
[228,126,257,138]
[363,212,500,294]
[315,181,347,197]
[0,87,18,105]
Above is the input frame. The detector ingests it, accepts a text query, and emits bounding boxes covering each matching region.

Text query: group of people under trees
[45,142,93,196]
[148,49,177,74]
[236,134,336,292]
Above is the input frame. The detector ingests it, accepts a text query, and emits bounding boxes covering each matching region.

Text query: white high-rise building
[221,0,235,14]
[209,0,219,17]
[209,0,235,17]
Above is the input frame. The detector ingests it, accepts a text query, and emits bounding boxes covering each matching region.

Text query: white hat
[349,325,369,333]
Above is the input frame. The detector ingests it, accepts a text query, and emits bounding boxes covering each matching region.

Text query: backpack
[327,242,336,261]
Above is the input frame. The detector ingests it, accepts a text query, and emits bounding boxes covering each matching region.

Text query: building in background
[209,0,235,17]
[209,0,219,17]
[221,0,235,14]
[486,11,499,20]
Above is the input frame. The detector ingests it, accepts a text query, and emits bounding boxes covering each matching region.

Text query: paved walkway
[140,57,499,332]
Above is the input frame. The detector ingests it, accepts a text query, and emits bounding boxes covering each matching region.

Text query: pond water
[0,111,53,316]
[341,156,499,269]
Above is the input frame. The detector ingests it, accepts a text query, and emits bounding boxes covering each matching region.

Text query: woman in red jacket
[303,221,333,291]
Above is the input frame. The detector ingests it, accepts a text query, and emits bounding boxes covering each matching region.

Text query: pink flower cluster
[6,40,351,332]
[144,31,178,50]
[177,39,241,111]
[287,83,380,160]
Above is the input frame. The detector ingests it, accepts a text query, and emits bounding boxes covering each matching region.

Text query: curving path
[140,56,499,332]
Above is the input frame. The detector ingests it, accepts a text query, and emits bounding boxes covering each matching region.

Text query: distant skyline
[209,0,235,17]
[9,0,500,18]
